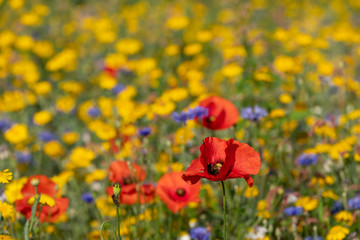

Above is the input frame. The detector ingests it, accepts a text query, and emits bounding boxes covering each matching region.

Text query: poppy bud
[112,182,122,196]
[30,178,39,187]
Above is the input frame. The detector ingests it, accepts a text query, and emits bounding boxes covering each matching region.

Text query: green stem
[221,181,228,240]
[116,206,122,240]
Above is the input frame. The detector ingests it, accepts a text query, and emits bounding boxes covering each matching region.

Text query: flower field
[1,0,360,239]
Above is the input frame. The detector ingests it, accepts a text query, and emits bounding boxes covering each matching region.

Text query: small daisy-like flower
[0,169,12,184]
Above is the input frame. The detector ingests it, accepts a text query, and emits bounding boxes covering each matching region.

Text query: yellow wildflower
[28,194,55,207]
[62,132,79,145]
[0,169,12,184]
[4,124,28,144]
[295,196,318,211]
[33,111,52,125]
[4,177,27,203]
[85,169,107,184]
[244,186,259,198]
[43,141,64,158]
[70,147,95,168]
[166,16,189,30]
[334,211,353,226]
[326,225,349,240]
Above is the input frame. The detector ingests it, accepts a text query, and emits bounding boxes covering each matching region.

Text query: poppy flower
[107,161,154,204]
[15,175,69,223]
[156,172,201,213]
[182,137,261,187]
[197,96,239,130]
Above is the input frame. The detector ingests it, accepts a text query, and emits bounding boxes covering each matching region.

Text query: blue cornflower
[15,152,31,164]
[348,196,360,210]
[112,84,125,95]
[331,201,344,214]
[38,131,57,142]
[188,106,209,119]
[284,206,303,216]
[138,127,151,137]
[81,193,94,204]
[87,107,101,118]
[298,154,318,166]
[189,227,211,240]
[241,106,268,122]
[304,237,322,240]
[0,118,12,132]
[172,111,189,124]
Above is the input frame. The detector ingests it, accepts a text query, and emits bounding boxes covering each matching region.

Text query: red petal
[182,158,204,184]
[227,140,261,178]
[108,161,146,184]
[198,96,239,130]
[199,137,227,167]
[21,175,57,197]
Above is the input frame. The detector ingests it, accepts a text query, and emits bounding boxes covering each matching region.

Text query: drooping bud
[112,182,122,196]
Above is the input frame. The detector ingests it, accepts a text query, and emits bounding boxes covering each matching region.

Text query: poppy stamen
[207,162,223,175]
[176,188,186,196]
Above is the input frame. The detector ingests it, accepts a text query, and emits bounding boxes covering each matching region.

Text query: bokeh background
[1,0,360,239]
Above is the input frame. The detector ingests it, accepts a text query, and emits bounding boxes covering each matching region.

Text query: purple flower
[81,193,94,204]
[188,106,209,119]
[298,154,318,166]
[138,127,151,137]
[348,196,360,210]
[331,201,344,214]
[172,111,188,124]
[190,227,211,240]
[87,107,101,118]
[241,106,268,122]
[284,206,303,216]
[112,84,125,95]
[38,131,57,142]
[0,119,12,132]
[15,152,31,164]
[304,237,322,240]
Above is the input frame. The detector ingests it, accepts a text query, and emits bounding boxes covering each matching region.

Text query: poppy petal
[182,158,204,184]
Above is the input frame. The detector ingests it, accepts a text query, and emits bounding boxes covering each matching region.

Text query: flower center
[205,116,216,122]
[207,162,223,175]
[122,176,135,185]
[176,188,186,196]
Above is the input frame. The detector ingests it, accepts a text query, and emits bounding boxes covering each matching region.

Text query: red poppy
[107,161,154,204]
[182,137,261,187]
[15,175,69,223]
[197,96,239,130]
[156,172,201,213]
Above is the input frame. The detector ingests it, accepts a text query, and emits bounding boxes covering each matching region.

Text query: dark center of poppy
[176,188,186,196]
[123,176,135,185]
[205,116,216,123]
[207,162,223,175]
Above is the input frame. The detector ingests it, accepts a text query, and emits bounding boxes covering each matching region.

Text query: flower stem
[116,206,122,240]
[221,181,227,240]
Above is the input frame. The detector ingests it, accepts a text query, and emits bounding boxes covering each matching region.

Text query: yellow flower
[15,35,34,51]
[326,225,349,240]
[98,73,117,89]
[334,211,353,226]
[269,108,285,118]
[279,94,292,104]
[254,67,273,82]
[322,190,339,200]
[62,132,79,145]
[274,55,296,73]
[0,169,12,184]
[94,122,116,141]
[33,41,54,58]
[59,81,84,95]
[56,95,76,113]
[9,0,24,9]
[43,141,64,158]
[85,169,107,184]
[4,124,28,144]
[20,12,41,26]
[256,200,267,211]
[28,194,55,207]
[174,127,194,145]
[33,81,52,96]
[46,49,77,72]
[0,234,14,240]
[318,61,333,76]
[222,63,243,78]
[183,43,202,56]
[244,186,259,198]
[166,16,189,30]
[4,177,27,203]
[0,91,26,112]
[33,111,52,125]
[52,171,73,193]
[70,147,95,168]
[295,196,318,211]
[196,30,213,42]
[115,38,142,55]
